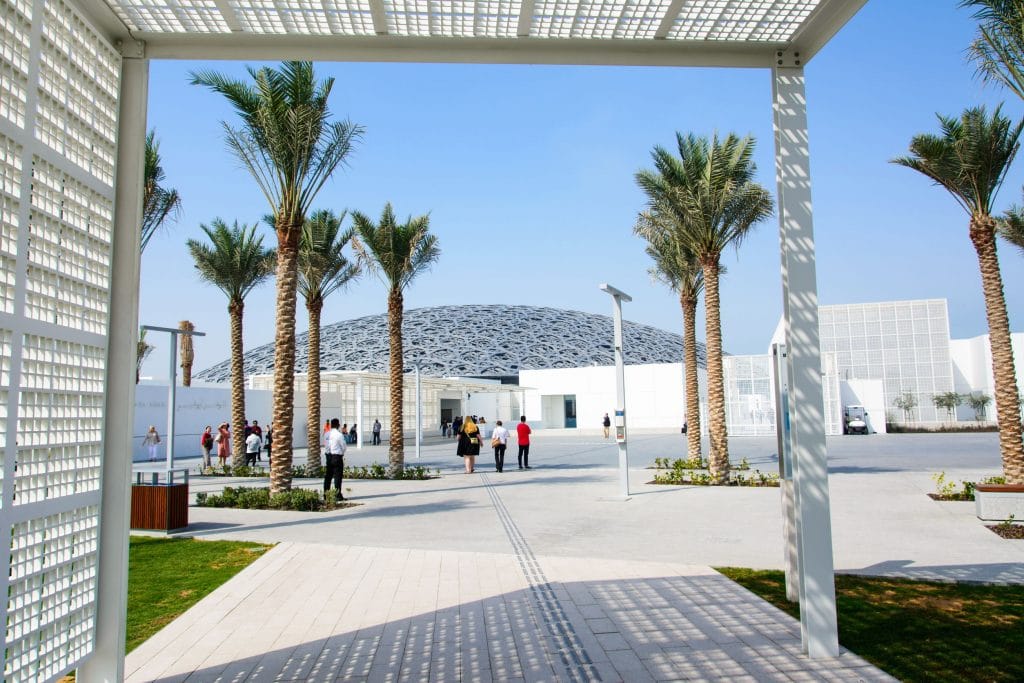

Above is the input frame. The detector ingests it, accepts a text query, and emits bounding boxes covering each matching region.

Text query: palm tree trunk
[971,215,1024,484]
[681,291,702,460]
[701,257,730,482]
[307,297,323,471]
[270,228,300,493]
[179,320,195,387]
[229,301,246,467]
[388,288,405,476]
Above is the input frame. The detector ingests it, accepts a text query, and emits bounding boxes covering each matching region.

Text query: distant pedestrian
[244,430,262,466]
[602,413,611,439]
[200,426,214,469]
[457,416,481,474]
[491,420,509,473]
[243,419,252,439]
[251,420,263,460]
[265,425,273,464]
[324,418,347,500]
[216,422,230,466]
[349,424,358,445]
[372,419,381,446]
[453,416,462,439]
[479,417,490,440]
[516,416,532,469]
[143,426,161,461]
[440,419,447,437]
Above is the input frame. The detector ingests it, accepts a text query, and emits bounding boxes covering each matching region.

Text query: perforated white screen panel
[0,0,119,678]
[101,0,825,42]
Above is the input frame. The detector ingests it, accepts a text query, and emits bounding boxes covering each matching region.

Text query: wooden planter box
[131,483,189,531]
[975,484,1024,522]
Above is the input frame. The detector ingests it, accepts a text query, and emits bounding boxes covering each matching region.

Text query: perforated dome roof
[195,305,704,382]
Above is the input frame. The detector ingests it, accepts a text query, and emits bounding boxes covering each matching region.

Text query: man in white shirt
[491,420,510,473]
[244,430,262,467]
[324,418,347,500]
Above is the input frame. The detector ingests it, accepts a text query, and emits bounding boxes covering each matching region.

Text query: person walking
[216,422,230,467]
[324,418,347,500]
[265,424,273,464]
[372,419,381,446]
[200,426,214,469]
[602,413,611,439]
[516,416,532,469]
[349,424,358,445]
[491,420,510,473]
[457,415,481,474]
[452,416,462,440]
[143,426,161,462]
[251,420,264,460]
[244,429,262,466]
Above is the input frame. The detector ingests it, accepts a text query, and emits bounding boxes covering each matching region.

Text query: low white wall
[521,363,691,431]
[133,384,300,461]
[950,333,1024,422]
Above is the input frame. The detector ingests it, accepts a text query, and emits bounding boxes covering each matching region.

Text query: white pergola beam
[788,0,869,64]
[771,65,839,659]
[368,0,388,35]
[135,33,783,67]
[517,0,534,37]
[77,51,149,683]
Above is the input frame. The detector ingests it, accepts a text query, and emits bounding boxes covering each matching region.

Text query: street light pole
[415,362,422,459]
[142,324,205,470]
[599,283,632,499]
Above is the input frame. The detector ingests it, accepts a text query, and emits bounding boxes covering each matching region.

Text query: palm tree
[634,209,704,460]
[186,219,275,466]
[137,329,154,384]
[298,209,360,470]
[893,105,1024,484]
[179,320,196,387]
[636,132,774,482]
[963,0,1024,100]
[350,203,440,477]
[192,61,363,493]
[141,129,182,253]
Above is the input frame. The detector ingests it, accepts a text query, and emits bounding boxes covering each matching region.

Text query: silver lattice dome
[194,305,705,382]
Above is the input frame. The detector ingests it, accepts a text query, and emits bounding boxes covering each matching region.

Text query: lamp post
[414,361,422,459]
[599,284,632,499]
[141,324,205,471]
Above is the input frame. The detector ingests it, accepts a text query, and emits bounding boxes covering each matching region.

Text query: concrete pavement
[124,431,1023,681]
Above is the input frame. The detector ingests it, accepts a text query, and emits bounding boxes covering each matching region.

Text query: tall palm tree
[298,209,360,470]
[186,219,275,466]
[350,203,440,477]
[894,106,1024,484]
[192,61,363,493]
[963,0,1024,100]
[141,129,182,253]
[634,209,704,460]
[179,320,196,387]
[636,132,774,482]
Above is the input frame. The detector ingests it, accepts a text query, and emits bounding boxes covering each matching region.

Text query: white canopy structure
[0,0,867,680]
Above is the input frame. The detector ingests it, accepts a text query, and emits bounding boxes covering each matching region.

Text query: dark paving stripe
[480,473,601,682]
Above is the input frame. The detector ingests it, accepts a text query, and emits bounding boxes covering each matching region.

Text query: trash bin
[130,467,190,532]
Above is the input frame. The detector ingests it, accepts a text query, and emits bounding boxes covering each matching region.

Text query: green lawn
[127,536,272,652]
[717,568,1024,682]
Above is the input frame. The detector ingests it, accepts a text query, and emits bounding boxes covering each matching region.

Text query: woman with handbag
[457,415,482,474]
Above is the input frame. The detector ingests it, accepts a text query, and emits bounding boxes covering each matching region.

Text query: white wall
[132,384,283,461]
[839,379,887,434]
[521,363,693,431]
[950,333,1024,422]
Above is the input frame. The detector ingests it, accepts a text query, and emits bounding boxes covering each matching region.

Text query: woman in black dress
[457,416,481,473]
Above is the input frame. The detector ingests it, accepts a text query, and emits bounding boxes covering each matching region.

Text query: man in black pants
[324,418,347,500]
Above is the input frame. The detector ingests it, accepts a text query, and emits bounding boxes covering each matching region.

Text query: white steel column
[79,46,148,683]
[356,375,364,449]
[771,64,839,659]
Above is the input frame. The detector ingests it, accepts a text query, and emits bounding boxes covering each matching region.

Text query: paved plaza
[125,431,1024,681]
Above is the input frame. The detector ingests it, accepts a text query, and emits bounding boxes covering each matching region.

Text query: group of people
[197,419,272,468]
[456,415,532,474]
[322,419,384,446]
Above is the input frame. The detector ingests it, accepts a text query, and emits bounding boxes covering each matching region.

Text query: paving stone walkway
[125,543,891,682]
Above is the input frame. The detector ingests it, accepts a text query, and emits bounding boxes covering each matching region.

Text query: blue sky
[140,0,1024,378]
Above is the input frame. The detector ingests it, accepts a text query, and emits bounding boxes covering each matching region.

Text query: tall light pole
[414,361,422,459]
[599,284,632,499]
[141,324,205,470]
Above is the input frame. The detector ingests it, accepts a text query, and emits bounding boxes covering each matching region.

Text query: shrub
[195,486,346,511]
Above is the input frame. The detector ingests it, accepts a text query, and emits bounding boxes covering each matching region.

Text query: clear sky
[139,0,1024,379]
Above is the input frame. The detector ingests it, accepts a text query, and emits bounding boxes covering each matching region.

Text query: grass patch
[127,536,271,652]
[717,568,1024,682]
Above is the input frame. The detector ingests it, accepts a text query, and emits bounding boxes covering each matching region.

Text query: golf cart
[843,405,870,435]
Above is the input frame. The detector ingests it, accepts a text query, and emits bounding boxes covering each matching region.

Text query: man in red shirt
[516,415,532,469]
